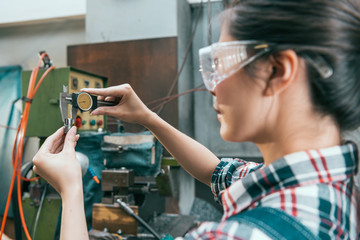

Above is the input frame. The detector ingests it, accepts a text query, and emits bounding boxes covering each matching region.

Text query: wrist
[60,181,83,200]
[141,110,159,128]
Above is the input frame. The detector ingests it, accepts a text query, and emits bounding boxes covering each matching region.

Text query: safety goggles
[199,41,271,91]
[198,41,333,91]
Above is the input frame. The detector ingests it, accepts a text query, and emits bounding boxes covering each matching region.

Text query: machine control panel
[68,71,105,131]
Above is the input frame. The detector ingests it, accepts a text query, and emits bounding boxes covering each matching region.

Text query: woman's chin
[219,118,243,142]
[220,125,249,142]
[219,126,233,142]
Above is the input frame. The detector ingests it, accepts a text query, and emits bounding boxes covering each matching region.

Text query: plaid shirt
[185,143,360,239]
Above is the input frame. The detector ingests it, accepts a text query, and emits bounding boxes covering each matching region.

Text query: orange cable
[16,102,32,239]
[0,156,17,239]
[11,120,21,168]
[20,176,41,182]
[0,95,29,240]
[0,53,55,240]
[32,66,55,97]
[0,82,32,240]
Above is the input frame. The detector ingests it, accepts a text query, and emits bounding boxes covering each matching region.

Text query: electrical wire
[0,124,17,130]
[32,183,48,240]
[0,53,55,240]
[155,0,204,116]
[117,199,161,240]
[148,84,206,111]
[146,83,204,106]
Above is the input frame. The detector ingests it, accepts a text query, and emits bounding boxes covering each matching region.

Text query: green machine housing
[21,67,108,137]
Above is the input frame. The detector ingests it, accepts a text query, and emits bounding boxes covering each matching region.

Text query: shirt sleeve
[210,158,263,203]
[183,219,272,240]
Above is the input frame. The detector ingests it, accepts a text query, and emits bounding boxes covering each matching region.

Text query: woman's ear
[264,49,299,96]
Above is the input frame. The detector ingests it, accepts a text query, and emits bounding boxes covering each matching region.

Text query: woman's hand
[81,84,153,126]
[32,126,81,198]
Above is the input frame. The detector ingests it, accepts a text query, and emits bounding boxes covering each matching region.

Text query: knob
[75,117,82,128]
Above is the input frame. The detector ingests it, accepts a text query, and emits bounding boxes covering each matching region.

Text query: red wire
[0,124,17,130]
[149,87,207,111]
[0,53,55,240]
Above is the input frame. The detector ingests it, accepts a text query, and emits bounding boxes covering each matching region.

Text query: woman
[33,0,360,239]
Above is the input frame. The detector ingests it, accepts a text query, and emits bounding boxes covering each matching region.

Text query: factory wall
[0,18,86,167]
[0,18,85,69]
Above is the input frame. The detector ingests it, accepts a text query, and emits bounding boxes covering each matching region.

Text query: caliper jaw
[59,86,77,133]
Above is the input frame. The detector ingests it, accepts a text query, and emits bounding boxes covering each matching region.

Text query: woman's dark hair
[225,0,360,131]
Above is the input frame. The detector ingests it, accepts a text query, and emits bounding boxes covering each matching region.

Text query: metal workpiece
[101,168,135,191]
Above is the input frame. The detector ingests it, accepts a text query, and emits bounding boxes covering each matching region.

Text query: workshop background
[1,0,360,239]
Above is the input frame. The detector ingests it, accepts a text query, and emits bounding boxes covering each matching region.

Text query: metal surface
[101,169,135,191]
[60,86,77,133]
[92,203,139,235]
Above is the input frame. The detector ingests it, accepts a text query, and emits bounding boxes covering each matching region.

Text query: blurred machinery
[92,169,139,235]
[18,64,197,240]
[90,161,197,239]
[21,67,107,137]
[19,66,109,239]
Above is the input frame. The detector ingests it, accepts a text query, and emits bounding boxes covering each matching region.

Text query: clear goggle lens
[199,41,271,91]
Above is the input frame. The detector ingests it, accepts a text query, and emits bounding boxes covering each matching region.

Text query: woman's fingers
[97,95,106,101]
[81,84,150,125]
[54,142,65,154]
[38,127,65,153]
[53,131,79,153]
[91,106,121,116]
[32,165,38,175]
[81,84,131,98]
[105,96,117,102]
[63,126,78,150]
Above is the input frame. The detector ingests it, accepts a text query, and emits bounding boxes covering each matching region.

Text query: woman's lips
[213,105,221,114]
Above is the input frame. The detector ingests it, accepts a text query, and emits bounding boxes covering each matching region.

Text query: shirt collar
[221,143,359,219]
